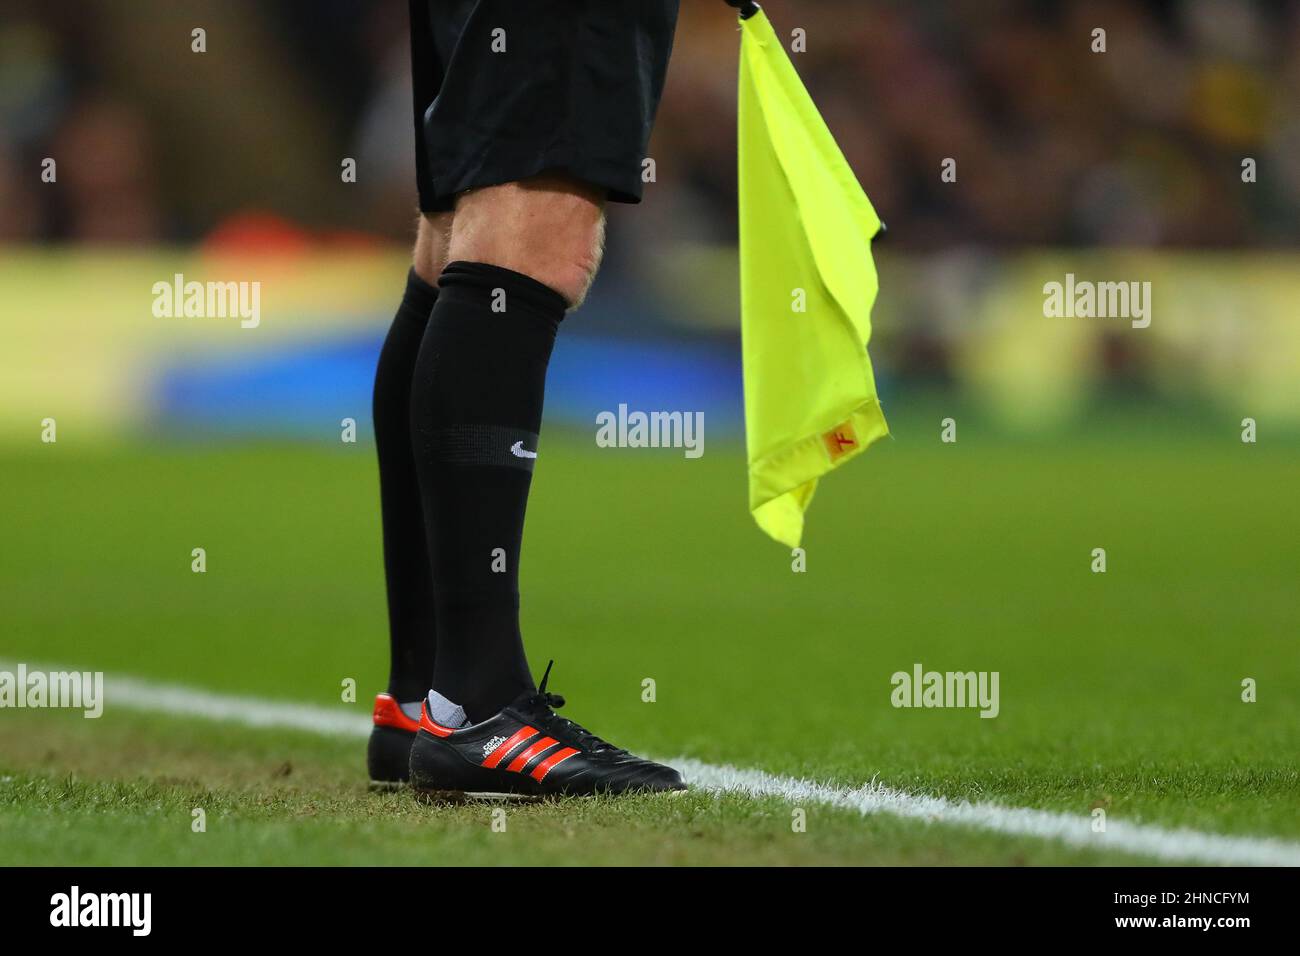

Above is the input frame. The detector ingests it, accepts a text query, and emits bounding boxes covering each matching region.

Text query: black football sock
[374,269,440,703]
[409,260,565,722]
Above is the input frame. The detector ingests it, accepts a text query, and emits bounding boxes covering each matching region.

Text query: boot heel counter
[408,730,465,788]
[367,724,416,783]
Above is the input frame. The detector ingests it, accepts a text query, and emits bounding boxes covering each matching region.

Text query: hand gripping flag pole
[732,2,889,547]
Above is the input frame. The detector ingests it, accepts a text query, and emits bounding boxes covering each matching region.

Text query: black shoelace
[524,660,624,755]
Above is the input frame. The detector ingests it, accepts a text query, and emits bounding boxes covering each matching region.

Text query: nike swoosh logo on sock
[510,440,537,459]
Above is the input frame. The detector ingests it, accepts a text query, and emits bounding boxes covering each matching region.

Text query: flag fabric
[736,8,889,548]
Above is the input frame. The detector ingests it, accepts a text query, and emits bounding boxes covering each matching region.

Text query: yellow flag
[737,7,889,547]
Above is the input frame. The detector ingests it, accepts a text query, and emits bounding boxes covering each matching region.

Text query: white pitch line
[8,665,1298,866]
[672,759,1300,867]
[108,673,373,740]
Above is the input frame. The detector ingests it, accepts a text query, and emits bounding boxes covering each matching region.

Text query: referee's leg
[373,209,453,705]
[365,209,453,784]
[413,210,454,286]
[407,173,602,721]
[446,173,606,308]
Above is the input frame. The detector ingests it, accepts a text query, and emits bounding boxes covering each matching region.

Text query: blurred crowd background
[1,0,1298,438]
[4,0,1299,247]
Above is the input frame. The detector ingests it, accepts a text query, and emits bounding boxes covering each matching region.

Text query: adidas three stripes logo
[482,726,580,781]
[421,710,579,783]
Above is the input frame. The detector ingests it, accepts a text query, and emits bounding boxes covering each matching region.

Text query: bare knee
[413,211,454,285]
[447,174,606,308]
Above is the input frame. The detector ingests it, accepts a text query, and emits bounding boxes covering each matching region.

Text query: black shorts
[410,0,680,212]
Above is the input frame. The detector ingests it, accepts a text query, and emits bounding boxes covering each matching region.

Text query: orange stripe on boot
[482,726,538,768]
[507,737,558,774]
[530,747,579,782]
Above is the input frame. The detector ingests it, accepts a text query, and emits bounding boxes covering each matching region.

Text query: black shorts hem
[419,158,645,213]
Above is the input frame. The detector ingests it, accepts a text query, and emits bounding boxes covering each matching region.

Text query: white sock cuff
[424,690,470,729]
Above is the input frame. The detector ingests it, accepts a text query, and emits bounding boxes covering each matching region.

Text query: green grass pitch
[1,404,1297,865]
